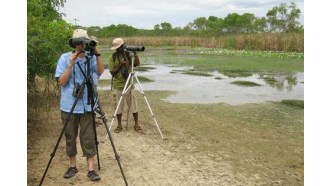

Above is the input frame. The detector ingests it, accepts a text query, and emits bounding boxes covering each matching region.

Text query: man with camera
[55,29,104,181]
[109,38,144,134]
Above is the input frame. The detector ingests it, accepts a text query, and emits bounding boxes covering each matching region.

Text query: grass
[136,76,153,82]
[98,79,111,86]
[99,47,304,75]
[281,99,304,109]
[182,71,213,77]
[231,81,262,87]
[134,66,156,72]
[97,76,153,87]
[222,70,253,78]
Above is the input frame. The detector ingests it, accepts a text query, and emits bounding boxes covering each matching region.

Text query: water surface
[99,64,304,105]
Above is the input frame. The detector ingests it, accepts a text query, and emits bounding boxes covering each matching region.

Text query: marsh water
[98,64,304,105]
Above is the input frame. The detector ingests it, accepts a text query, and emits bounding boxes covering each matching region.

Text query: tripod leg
[133,74,164,140]
[39,82,86,186]
[108,94,125,131]
[94,99,128,186]
[125,87,133,130]
[91,111,101,170]
[87,81,101,171]
[108,73,133,132]
[126,74,135,130]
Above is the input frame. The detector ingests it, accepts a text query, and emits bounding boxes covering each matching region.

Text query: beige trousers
[112,88,138,115]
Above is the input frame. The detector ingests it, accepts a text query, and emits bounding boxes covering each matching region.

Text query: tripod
[108,50,164,140]
[39,51,128,186]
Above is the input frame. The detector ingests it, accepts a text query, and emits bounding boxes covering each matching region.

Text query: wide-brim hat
[90,36,99,43]
[68,29,91,48]
[111,38,124,50]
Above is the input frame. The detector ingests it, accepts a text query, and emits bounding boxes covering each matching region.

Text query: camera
[72,83,84,98]
[124,45,145,52]
[69,37,97,51]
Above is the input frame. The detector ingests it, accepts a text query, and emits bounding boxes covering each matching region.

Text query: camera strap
[72,50,85,85]
[73,58,87,86]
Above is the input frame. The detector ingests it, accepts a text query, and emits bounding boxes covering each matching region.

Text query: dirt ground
[28,104,236,185]
[27,90,304,186]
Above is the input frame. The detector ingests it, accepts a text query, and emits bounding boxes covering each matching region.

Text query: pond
[98,64,304,105]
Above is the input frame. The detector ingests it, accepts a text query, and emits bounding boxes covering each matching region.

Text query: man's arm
[58,52,78,86]
[133,52,140,67]
[94,48,104,74]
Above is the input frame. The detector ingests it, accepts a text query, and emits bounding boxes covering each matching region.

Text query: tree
[266,2,302,32]
[160,22,173,31]
[27,0,73,92]
[192,17,208,31]
[154,24,160,30]
[223,13,240,33]
[87,26,102,37]
[253,17,267,32]
[239,13,256,33]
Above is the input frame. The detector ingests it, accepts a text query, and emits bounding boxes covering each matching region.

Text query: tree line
[86,2,303,37]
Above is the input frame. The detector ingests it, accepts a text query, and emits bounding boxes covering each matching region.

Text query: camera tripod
[108,50,164,140]
[39,51,128,186]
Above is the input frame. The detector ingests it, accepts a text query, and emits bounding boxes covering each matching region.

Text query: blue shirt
[55,51,101,113]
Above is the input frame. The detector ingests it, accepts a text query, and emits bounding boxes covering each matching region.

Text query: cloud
[58,0,304,29]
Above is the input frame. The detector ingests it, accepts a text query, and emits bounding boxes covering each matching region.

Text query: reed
[98,33,303,52]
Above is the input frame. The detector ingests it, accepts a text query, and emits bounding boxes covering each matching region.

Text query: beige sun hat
[72,29,90,39]
[90,36,99,43]
[111,38,124,50]
[69,29,90,48]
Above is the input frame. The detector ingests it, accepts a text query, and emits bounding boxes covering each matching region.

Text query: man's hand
[120,59,127,66]
[94,47,101,55]
[69,52,80,66]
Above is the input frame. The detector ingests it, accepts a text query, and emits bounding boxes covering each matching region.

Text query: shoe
[87,170,101,181]
[134,125,145,134]
[64,167,78,179]
[114,126,122,133]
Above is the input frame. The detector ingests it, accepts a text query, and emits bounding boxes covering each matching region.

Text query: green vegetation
[136,47,304,75]
[98,76,153,86]
[86,3,303,52]
[134,66,157,72]
[182,71,213,77]
[136,76,154,82]
[231,81,262,87]
[171,69,214,77]
[222,70,253,78]
[194,48,304,58]
[86,2,302,37]
[281,99,304,109]
[28,0,73,92]
[97,79,111,87]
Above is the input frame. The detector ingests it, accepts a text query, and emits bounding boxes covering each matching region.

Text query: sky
[58,0,304,29]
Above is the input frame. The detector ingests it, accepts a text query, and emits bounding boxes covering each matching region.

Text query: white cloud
[58,0,304,29]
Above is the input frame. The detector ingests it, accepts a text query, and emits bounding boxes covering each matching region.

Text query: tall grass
[98,33,303,52]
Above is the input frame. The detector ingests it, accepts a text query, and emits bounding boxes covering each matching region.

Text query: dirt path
[28,116,244,186]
